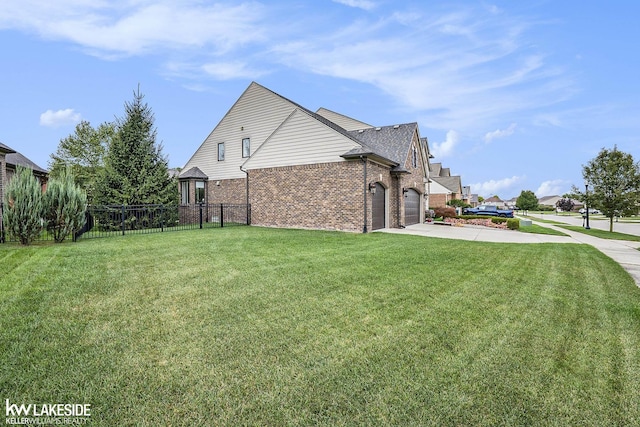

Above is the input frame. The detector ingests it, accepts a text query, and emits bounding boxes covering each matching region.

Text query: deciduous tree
[49,120,114,204]
[516,190,538,214]
[572,146,640,232]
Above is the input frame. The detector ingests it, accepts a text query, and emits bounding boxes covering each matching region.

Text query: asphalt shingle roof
[179,166,208,179]
[346,123,418,170]
[6,152,47,174]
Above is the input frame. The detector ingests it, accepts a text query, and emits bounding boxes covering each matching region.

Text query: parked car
[579,208,600,214]
[462,205,514,218]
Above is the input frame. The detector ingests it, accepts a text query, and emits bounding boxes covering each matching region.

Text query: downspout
[361,156,368,233]
[240,166,250,225]
[396,175,404,228]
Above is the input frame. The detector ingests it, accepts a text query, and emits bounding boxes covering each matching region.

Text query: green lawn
[558,225,640,242]
[1,227,639,426]
[518,224,569,236]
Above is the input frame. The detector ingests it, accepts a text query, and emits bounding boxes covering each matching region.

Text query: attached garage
[404,188,421,226]
[371,183,386,230]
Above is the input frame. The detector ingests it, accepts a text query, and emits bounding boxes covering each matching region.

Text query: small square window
[242,138,250,158]
[218,143,225,161]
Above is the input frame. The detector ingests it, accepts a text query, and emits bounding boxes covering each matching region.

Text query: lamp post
[584,183,590,230]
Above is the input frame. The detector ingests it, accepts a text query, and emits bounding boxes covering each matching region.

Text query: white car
[579,208,600,214]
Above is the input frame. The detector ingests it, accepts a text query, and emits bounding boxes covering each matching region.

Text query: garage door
[404,189,420,226]
[372,183,385,230]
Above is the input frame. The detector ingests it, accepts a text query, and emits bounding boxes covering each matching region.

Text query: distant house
[538,195,563,208]
[483,196,504,207]
[428,162,463,208]
[0,142,48,203]
[180,82,431,232]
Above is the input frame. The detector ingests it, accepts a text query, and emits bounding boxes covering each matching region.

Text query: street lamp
[584,183,590,229]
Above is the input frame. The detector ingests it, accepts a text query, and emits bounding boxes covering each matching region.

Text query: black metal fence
[0,203,251,243]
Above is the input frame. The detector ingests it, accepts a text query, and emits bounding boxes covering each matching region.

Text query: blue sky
[1,0,638,199]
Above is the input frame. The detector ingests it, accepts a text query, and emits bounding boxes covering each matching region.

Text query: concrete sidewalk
[380,219,640,287]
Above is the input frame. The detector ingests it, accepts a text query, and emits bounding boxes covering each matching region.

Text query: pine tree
[95,86,178,206]
[2,166,44,245]
[43,168,88,243]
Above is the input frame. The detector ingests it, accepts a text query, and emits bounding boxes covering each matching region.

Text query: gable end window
[218,143,225,161]
[411,146,418,168]
[242,138,250,158]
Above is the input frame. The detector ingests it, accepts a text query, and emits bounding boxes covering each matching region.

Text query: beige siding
[243,109,360,170]
[182,82,298,180]
[315,107,373,131]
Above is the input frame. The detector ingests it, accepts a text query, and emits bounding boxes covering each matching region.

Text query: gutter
[361,156,368,233]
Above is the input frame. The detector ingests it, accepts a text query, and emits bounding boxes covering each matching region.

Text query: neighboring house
[0,142,48,204]
[180,82,430,232]
[428,162,463,208]
[538,195,563,208]
[483,196,504,207]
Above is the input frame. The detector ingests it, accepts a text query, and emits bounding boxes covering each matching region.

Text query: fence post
[161,205,164,232]
[121,205,126,236]
[220,203,224,228]
[199,202,203,229]
[0,202,4,244]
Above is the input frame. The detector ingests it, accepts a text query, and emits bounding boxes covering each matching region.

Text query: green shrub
[507,218,520,230]
[491,217,508,224]
[43,169,88,243]
[2,166,44,245]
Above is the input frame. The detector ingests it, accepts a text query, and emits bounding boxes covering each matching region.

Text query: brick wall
[207,178,247,204]
[249,161,366,232]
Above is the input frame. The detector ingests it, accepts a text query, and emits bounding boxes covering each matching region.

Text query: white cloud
[536,179,568,197]
[471,176,524,198]
[201,62,267,80]
[332,0,377,10]
[431,130,459,158]
[39,109,81,127]
[0,1,266,57]
[271,6,574,133]
[484,123,516,143]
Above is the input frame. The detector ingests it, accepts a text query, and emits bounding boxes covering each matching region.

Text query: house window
[180,181,189,204]
[411,146,418,168]
[242,138,250,158]
[218,143,225,161]
[195,181,205,203]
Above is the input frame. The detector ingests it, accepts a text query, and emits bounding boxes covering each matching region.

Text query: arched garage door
[404,189,420,226]
[372,183,385,230]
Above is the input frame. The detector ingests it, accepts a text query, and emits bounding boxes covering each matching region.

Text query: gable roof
[6,151,48,174]
[430,162,442,177]
[345,123,419,171]
[484,196,503,203]
[431,175,462,193]
[315,107,373,131]
[0,142,17,154]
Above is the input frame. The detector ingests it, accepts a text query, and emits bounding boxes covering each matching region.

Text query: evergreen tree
[43,168,88,243]
[95,87,177,206]
[2,166,44,245]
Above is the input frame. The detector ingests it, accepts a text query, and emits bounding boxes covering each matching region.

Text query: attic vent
[375,127,381,131]
[393,125,400,129]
